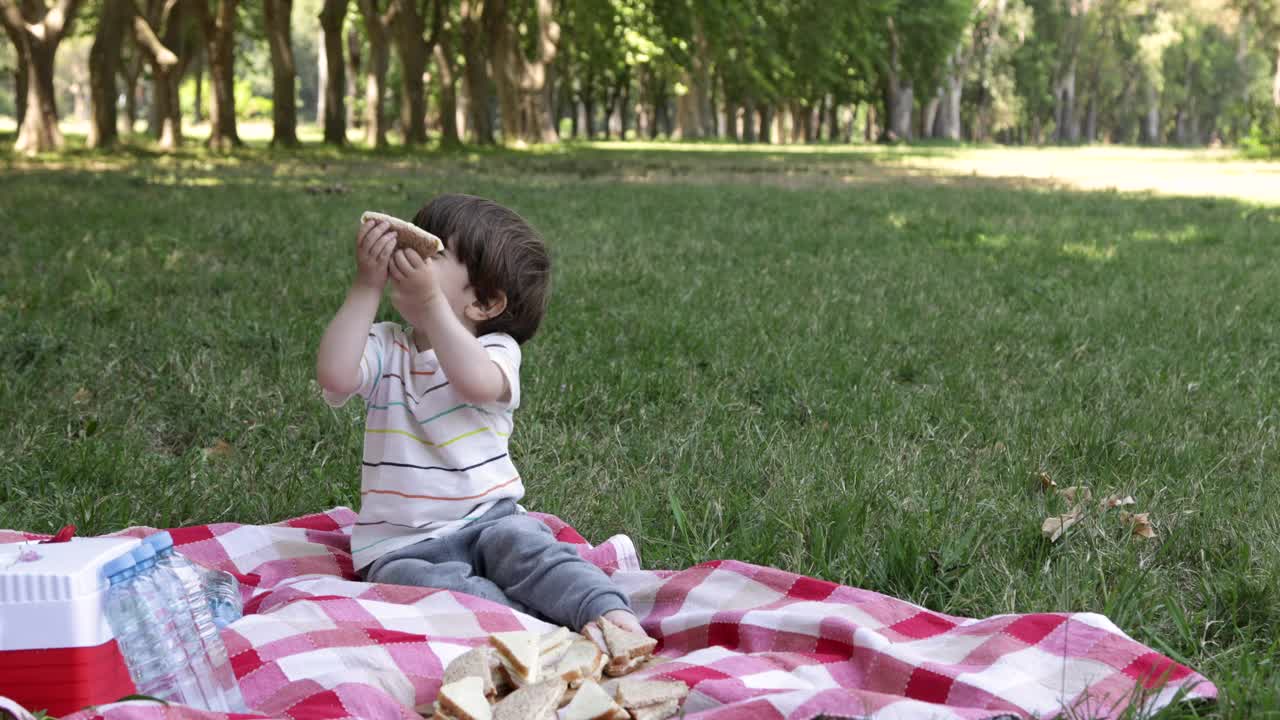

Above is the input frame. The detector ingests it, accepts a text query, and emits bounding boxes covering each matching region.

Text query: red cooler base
[0,641,136,716]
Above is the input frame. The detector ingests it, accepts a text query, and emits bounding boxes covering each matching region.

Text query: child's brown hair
[413,194,551,344]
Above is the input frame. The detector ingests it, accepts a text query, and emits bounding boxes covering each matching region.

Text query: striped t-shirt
[324,322,524,571]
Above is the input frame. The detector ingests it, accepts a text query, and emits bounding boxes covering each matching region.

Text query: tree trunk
[828,100,839,142]
[758,105,773,143]
[357,0,390,147]
[434,37,460,147]
[1054,60,1077,143]
[152,62,181,147]
[119,53,141,135]
[13,46,27,135]
[4,0,87,155]
[89,0,130,149]
[389,0,431,146]
[881,17,912,143]
[1272,43,1280,108]
[18,35,62,153]
[619,78,630,139]
[688,21,712,137]
[317,28,327,124]
[884,77,912,142]
[345,26,360,128]
[264,0,299,147]
[194,0,242,150]
[138,0,185,150]
[483,0,558,144]
[1140,78,1160,145]
[192,48,204,123]
[941,65,963,141]
[459,0,492,144]
[1084,96,1097,143]
[484,0,520,142]
[922,91,941,140]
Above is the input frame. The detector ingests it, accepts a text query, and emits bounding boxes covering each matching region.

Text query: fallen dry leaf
[1120,512,1157,540]
[72,387,92,404]
[1039,471,1057,492]
[203,439,234,460]
[1060,486,1092,504]
[1042,506,1085,543]
[1101,495,1137,510]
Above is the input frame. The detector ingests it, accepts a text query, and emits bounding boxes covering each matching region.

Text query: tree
[356,0,390,147]
[878,0,972,142]
[88,0,175,149]
[139,0,191,149]
[433,8,461,147]
[88,0,128,148]
[3,20,28,134]
[484,0,561,143]
[192,0,241,150]
[263,0,299,147]
[317,0,347,144]
[1,0,88,154]
[386,0,444,146]
[458,0,493,143]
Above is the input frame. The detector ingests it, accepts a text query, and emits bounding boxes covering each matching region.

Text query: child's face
[390,247,480,330]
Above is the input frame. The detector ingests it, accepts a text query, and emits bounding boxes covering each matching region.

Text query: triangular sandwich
[434,676,492,720]
[492,679,566,720]
[561,680,629,720]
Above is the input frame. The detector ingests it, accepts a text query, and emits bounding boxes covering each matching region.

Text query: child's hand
[355,219,398,289]
[389,248,443,306]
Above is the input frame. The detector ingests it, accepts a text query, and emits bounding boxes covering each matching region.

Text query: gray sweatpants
[360,500,631,631]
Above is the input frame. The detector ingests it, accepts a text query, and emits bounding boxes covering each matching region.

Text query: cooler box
[0,536,141,715]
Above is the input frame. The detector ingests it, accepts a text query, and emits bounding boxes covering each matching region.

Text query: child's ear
[465,290,507,324]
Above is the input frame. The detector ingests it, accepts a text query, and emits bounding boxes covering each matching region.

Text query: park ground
[1,124,1278,716]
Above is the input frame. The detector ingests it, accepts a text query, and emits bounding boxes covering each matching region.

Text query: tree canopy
[2,0,1278,154]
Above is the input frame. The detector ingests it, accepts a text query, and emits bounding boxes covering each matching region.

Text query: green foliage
[1240,111,1280,157]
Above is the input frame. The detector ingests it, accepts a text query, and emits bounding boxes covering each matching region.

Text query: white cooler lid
[0,536,141,603]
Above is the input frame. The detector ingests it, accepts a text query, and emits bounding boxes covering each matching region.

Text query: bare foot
[584,609,646,653]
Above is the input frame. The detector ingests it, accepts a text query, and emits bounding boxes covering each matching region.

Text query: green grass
[2,135,1278,716]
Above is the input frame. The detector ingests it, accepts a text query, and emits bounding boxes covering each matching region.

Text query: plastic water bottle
[144,532,248,713]
[130,545,212,708]
[204,566,243,630]
[102,552,197,705]
[138,542,227,711]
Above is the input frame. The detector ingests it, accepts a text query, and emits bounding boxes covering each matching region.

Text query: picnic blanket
[0,508,1214,720]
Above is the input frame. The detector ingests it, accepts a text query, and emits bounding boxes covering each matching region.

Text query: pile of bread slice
[429,617,689,720]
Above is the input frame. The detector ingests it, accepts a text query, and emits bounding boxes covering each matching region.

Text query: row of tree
[3,0,1279,156]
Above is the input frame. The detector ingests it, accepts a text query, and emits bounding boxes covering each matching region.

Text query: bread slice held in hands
[597,616,658,677]
[360,211,443,258]
[433,676,492,720]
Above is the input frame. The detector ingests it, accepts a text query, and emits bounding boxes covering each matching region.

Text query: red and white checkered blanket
[1,508,1214,720]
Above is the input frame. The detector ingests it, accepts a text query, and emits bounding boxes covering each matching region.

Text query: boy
[316,194,643,643]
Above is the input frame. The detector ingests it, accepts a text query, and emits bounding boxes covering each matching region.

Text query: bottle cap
[143,531,174,553]
[102,553,135,579]
[130,544,157,567]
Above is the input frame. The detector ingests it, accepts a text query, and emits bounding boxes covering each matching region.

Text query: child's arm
[316,220,398,395]
[389,249,510,406]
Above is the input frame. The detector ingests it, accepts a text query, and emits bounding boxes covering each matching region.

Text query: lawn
[1,135,1278,716]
